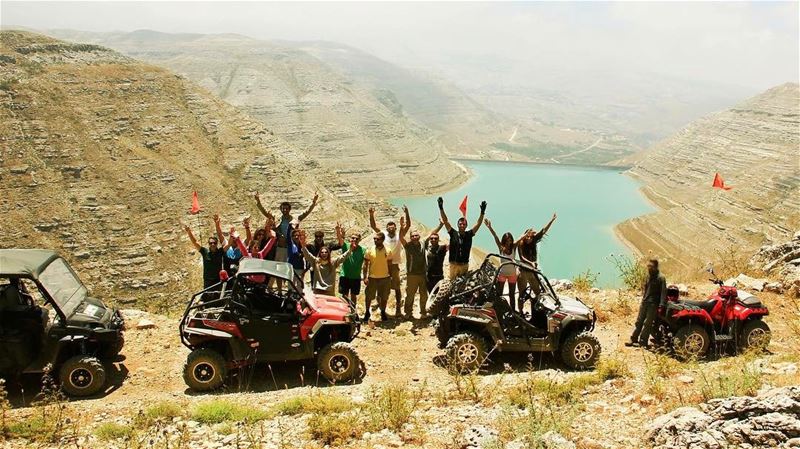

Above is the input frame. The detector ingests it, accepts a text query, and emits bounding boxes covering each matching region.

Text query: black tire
[445,332,487,374]
[651,324,671,349]
[560,332,601,370]
[427,279,453,317]
[317,342,361,383]
[183,348,227,392]
[434,319,450,349]
[59,356,107,397]
[673,325,710,361]
[739,320,771,352]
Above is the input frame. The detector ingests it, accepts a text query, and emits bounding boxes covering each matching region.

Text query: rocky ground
[2,282,798,449]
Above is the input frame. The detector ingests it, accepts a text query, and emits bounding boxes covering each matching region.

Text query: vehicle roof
[0,249,61,279]
[237,258,295,280]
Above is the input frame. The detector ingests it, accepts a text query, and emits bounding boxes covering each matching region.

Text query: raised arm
[368,207,381,233]
[399,217,409,246]
[437,197,452,232]
[470,201,487,234]
[254,191,270,218]
[243,217,252,247]
[331,244,353,267]
[184,225,201,251]
[402,205,411,232]
[540,213,557,237]
[427,218,445,242]
[297,192,319,222]
[213,214,225,247]
[484,218,502,250]
[335,222,345,248]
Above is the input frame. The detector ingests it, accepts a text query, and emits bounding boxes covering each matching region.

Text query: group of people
[184,193,559,322]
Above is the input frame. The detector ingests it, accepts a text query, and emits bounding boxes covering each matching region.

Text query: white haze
[1,1,797,91]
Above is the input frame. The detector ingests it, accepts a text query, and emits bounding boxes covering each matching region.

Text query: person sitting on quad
[424,220,448,293]
[399,208,429,319]
[626,258,667,348]
[437,197,487,279]
[484,218,519,312]
[300,226,354,296]
[516,213,557,305]
[184,215,228,289]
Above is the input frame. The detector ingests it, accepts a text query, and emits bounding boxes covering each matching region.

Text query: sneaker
[420,312,429,320]
[381,310,389,322]
[362,311,371,322]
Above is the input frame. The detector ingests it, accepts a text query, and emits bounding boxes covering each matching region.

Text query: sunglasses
[411,235,420,238]
[208,241,218,245]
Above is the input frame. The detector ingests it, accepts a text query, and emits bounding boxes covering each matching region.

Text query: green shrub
[95,422,133,441]
[608,254,647,291]
[272,393,353,416]
[572,269,599,292]
[145,401,184,421]
[190,400,269,424]
[699,366,762,401]
[364,385,420,432]
[595,355,630,381]
[307,412,363,446]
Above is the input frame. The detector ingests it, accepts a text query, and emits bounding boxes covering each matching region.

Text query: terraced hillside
[0,31,391,310]
[45,30,467,196]
[618,83,800,273]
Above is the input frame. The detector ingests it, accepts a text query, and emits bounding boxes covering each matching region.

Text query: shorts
[497,274,518,284]
[389,263,401,290]
[339,276,362,296]
[449,262,469,279]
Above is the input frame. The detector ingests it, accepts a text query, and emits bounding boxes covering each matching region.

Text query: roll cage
[460,253,561,307]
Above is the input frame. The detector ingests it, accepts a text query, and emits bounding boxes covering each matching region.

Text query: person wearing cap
[369,206,405,317]
[399,207,428,319]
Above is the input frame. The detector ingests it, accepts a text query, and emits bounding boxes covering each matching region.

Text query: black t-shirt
[518,234,543,264]
[199,247,225,284]
[425,241,448,277]
[448,229,474,264]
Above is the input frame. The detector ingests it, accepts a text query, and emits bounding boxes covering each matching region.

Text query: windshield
[38,258,87,315]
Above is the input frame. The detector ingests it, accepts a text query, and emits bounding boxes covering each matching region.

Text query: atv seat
[737,292,762,308]
[682,299,717,313]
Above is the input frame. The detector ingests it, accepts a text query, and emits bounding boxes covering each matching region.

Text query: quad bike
[653,265,770,360]
[431,254,600,372]
[179,258,362,391]
[0,249,125,397]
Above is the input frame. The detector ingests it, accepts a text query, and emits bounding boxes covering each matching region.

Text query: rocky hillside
[0,30,391,309]
[44,29,467,197]
[618,83,800,274]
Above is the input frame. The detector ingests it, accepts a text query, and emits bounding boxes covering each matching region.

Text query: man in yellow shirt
[362,232,393,322]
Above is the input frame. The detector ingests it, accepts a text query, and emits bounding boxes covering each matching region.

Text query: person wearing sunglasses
[424,219,448,294]
[184,215,226,289]
[399,207,428,320]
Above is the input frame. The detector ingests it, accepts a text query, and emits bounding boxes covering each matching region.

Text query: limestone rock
[135,319,156,330]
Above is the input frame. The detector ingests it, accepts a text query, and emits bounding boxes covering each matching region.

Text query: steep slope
[0,31,384,309]
[45,29,467,196]
[617,83,800,272]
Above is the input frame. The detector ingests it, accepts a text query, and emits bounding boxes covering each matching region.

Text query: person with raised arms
[438,197,487,279]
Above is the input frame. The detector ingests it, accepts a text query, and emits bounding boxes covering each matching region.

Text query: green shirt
[339,243,365,279]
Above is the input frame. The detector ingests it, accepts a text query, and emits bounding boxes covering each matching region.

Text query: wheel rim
[684,332,705,355]
[69,368,93,389]
[193,362,216,383]
[747,328,768,347]
[329,354,351,374]
[457,342,479,364]
[574,342,594,362]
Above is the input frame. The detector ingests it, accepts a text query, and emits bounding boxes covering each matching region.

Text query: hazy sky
[2,1,798,90]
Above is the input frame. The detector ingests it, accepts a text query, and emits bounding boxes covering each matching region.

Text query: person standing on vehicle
[485,218,519,312]
[254,191,319,263]
[425,220,448,293]
[369,206,404,318]
[438,197,486,279]
[517,213,557,298]
[362,232,393,322]
[339,232,365,307]
[399,209,428,319]
[626,258,667,348]
[184,216,226,289]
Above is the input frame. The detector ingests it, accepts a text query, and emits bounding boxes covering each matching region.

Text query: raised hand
[480,201,487,214]
[254,191,260,201]
[402,205,409,214]
[368,206,375,215]
[183,225,191,233]
[243,216,251,228]
[552,213,557,221]
[213,214,220,224]
[437,197,444,209]
[400,216,406,228]
[484,218,492,228]
[298,230,307,246]
[312,192,319,205]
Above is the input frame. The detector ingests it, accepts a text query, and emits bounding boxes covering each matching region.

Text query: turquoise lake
[391,160,654,287]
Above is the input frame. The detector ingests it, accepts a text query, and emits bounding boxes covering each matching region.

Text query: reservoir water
[391,160,654,287]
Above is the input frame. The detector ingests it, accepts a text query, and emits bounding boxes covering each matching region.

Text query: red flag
[712,173,732,190]
[458,195,468,217]
[189,190,203,214]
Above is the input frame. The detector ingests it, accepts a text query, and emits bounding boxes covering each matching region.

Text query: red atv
[179,258,362,391]
[654,266,770,360]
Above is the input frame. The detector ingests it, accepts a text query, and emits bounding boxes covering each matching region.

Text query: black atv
[179,258,362,392]
[430,254,600,372]
[0,249,125,397]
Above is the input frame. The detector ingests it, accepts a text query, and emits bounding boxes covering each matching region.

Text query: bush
[190,400,269,424]
[698,366,762,401]
[307,412,363,446]
[95,423,133,441]
[595,355,630,380]
[572,269,599,292]
[608,254,647,292]
[364,385,420,432]
[144,401,184,421]
[272,393,353,416]
[506,373,601,408]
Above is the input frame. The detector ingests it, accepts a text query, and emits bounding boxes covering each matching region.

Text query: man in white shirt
[369,206,405,318]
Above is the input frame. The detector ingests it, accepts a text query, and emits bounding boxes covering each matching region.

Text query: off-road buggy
[652,266,770,360]
[0,249,125,397]
[179,258,362,391]
[429,254,600,372]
